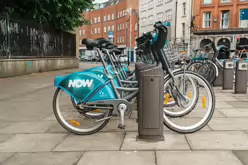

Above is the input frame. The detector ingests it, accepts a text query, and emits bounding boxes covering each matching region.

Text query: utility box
[135,63,155,113]
[235,60,248,94]
[137,66,164,141]
[223,60,234,90]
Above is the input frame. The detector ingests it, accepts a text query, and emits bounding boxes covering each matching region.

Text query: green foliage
[0,0,93,31]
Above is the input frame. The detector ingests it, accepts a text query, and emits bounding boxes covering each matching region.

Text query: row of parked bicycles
[52,21,217,135]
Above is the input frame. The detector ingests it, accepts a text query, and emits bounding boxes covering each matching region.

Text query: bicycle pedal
[118,124,126,129]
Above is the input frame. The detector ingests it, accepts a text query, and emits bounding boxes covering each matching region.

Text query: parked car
[119,56,128,63]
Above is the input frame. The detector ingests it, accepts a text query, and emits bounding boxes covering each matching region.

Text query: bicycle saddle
[82,38,99,50]
[101,42,113,49]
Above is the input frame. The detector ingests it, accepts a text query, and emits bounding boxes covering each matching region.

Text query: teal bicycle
[53,22,215,135]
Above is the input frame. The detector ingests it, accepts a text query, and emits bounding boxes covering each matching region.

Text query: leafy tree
[0,0,93,31]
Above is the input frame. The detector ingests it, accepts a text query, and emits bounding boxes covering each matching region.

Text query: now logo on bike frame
[68,79,94,88]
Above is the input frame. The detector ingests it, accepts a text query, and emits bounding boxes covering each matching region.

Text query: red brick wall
[193,0,248,31]
[79,0,139,48]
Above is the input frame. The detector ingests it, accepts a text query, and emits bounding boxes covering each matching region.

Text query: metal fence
[0,13,76,59]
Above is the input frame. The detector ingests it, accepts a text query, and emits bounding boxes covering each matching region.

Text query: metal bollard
[137,66,164,141]
[223,60,234,90]
[235,59,248,94]
[214,62,223,87]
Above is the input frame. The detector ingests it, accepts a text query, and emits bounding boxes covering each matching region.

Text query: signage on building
[240,9,248,20]
[163,22,171,27]
[108,31,114,38]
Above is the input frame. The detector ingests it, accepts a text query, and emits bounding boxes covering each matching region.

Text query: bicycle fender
[54,71,116,102]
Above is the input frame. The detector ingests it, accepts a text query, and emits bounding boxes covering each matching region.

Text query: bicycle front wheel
[163,70,215,134]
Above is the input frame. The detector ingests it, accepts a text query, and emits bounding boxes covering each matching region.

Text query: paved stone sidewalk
[0,64,248,165]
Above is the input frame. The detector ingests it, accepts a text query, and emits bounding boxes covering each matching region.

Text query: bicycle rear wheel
[198,62,217,85]
[163,70,215,134]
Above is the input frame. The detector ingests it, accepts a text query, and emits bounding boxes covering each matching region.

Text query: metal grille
[0,13,76,59]
[163,48,180,63]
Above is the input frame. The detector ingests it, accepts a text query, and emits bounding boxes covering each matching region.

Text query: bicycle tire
[53,88,111,135]
[163,70,215,134]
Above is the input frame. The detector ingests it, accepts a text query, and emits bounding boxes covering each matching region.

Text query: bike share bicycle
[52,22,215,135]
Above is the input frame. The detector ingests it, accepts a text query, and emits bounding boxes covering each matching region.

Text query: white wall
[139,0,177,41]
[176,0,191,44]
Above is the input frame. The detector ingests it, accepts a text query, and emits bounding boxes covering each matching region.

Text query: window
[122,23,125,29]
[135,22,138,31]
[108,25,110,31]
[104,16,106,21]
[104,27,106,33]
[148,15,154,25]
[91,19,94,24]
[182,2,186,16]
[203,12,212,28]
[182,23,185,37]
[157,0,163,6]
[221,10,230,28]
[203,0,212,4]
[108,14,110,21]
[122,36,124,43]
[98,27,100,33]
[157,12,164,22]
[118,36,120,43]
[165,10,172,20]
[118,12,120,18]
[98,16,100,23]
[79,29,82,36]
[83,29,85,35]
[112,14,115,20]
[94,17,97,23]
[148,0,154,9]
[120,11,122,17]
[221,0,231,3]
[112,25,114,31]
[141,17,147,27]
[94,28,97,34]
[240,9,248,28]
[91,29,94,34]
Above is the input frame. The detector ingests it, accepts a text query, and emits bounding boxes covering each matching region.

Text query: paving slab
[227,102,248,108]
[156,151,243,165]
[164,118,211,131]
[218,108,248,117]
[0,101,52,122]
[46,123,68,133]
[208,118,248,131]
[0,134,14,143]
[184,110,224,118]
[6,87,55,103]
[235,96,248,102]
[186,131,248,150]
[0,122,11,129]
[0,133,67,152]
[215,102,234,108]
[54,132,124,151]
[2,152,83,165]
[121,132,190,150]
[0,153,14,164]
[77,151,155,165]
[102,119,137,132]
[233,150,248,165]
[0,121,56,134]
[216,96,240,102]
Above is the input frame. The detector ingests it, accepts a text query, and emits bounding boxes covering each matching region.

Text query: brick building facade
[79,0,139,51]
[192,0,248,50]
